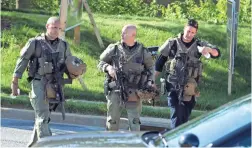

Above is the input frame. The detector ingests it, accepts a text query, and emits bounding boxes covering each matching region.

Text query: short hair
[121,24,137,35]
[187,19,198,29]
[46,16,60,25]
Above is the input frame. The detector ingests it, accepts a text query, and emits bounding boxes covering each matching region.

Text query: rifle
[50,53,72,120]
[175,53,188,105]
[111,52,128,103]
[78,76,88,90]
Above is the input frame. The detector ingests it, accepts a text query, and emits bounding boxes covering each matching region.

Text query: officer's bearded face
[46,21,61,40]
[122,29,136,46]
[183,26,197,43]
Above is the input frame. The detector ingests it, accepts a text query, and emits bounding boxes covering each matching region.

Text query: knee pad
[106,119,119,131]
[132,118,141,124]
[108,119,117,124]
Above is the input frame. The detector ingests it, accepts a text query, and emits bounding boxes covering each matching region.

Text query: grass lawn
[1,10,251,112]
[1,93,205,119]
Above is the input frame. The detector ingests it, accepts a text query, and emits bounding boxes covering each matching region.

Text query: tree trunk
[16,0,32,9]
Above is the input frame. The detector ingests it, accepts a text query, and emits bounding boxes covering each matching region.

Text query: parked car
[33,94,251,147]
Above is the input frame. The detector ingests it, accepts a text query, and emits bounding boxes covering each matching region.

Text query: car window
[215,123,251,147]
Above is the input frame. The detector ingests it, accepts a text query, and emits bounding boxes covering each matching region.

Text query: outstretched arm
[197,40,221,58]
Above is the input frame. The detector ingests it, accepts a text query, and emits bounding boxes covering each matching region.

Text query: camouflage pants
[106,90,142,131]
[27,80,52,147]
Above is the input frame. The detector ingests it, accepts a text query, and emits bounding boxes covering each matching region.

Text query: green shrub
[87,0,163,17]
[1,0,59,14]
[163,0,250,24]
[239,0,252,22]
[2,0,250,24]
[31,0,60,15]
[1,0,16,9]
[216,0,227,23]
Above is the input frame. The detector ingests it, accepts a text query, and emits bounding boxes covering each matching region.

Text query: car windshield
[152,94,251,147]
[219,126,251,147]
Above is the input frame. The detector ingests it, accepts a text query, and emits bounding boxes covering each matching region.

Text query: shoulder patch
[60,39,68,49]
[168,38,176,43]
[107,43,117,52]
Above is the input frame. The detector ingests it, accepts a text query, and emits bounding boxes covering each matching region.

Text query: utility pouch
[104,79,109,96]
[46,83,56,99]
[183,78,198,101]
[38,57,46,75]
[193,67,198,78]
[139,73,148,88]
[38,57,53,75]
[104,74,112,96]
[129,74,135,83]
[127,89,139,102]
[188,67,193,77]
[27,58,38,82]
[169,59,176,75]
[198,62,203,77]
[108,81,116,89]
[164,60,171,73]
[134,74,141,85]
[44,62,53,74]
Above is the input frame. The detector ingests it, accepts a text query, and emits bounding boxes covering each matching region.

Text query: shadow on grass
[232,43,251,94]
[139,23,183,37]
[96,14,165,22]
[2,15,45,31]
[3,12,115,60]
[2,8,57,16]
[1,87,12,95]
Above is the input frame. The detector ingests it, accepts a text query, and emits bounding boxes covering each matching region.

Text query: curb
[1,107,170,131]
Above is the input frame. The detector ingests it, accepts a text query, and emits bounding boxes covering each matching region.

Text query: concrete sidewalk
[1,107,170,131]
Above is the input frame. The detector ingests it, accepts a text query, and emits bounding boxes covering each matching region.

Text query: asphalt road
[1,118,105,147]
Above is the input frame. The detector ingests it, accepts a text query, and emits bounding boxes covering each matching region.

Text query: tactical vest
[168,37,203,85]
[27,35,67,81]
[114,42,147,89]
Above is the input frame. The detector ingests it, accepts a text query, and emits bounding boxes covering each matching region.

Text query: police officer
[98,24,155,131]
[11,17,74,147]
[155,19,220,129]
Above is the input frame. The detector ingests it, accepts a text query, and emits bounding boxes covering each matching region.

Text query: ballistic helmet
[65,56,86,79]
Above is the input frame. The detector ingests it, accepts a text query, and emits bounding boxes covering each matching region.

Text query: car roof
[158,94,251,147]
